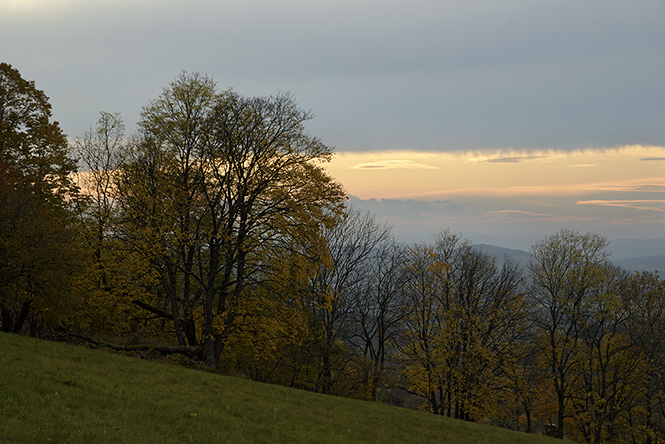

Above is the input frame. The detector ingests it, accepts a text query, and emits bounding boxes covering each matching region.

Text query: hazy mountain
[612,256,665,273]
[607,238,664,272]
[472,240,664,273]
[606,237,665,261]
[472,244,533,270]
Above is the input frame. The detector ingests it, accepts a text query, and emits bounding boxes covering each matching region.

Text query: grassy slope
[0,333,564,444]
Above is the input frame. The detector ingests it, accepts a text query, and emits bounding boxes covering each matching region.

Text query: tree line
[1,63,664,443]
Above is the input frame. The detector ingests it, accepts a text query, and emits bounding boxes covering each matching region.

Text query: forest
[1,62,664,444]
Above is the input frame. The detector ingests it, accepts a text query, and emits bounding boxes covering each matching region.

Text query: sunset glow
[327,145,665,199]
[326,145,665,245]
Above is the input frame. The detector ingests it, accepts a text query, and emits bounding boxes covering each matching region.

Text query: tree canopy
[0,63,82,334]
[0,62,76,200]
[116,72,347,367]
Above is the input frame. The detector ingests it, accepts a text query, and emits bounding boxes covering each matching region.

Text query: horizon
[2,0,663,249]
[326,146,665,249]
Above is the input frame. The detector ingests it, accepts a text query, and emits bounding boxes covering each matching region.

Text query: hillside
[0,332,565,444]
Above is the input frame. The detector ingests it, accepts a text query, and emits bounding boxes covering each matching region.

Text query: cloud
[606,217,665,227]
[641,157,665,161]
[576,200,665,212]
[350,160,438,170]
[4,0,665,149]
[485,210,555,218]
[589,180,665,193]
[483,157,525,163]
[350,196,459,213]
[634,185,665,192]
[483,210,597,222]
[468,154,547,164]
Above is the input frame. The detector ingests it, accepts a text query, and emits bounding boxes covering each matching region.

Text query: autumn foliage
[2,64,664,443]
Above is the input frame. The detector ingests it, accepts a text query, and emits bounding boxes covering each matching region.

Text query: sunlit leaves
[115,72,346,367]
[398,232,526,420]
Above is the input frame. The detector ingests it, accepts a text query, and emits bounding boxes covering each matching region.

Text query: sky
[328,146,665,249]
[2,0,664,248]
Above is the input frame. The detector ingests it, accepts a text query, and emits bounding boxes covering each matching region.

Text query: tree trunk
[12,300,32,333]
[523,401,532,433]
[1,301,12,333]
[165,270,186,346]
[557,393,565,439]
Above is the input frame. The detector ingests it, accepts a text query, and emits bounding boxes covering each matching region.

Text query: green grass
[0,332,564,444]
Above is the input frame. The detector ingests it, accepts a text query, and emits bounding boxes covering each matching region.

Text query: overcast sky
[3,0,665,151]
[2,0,664,247]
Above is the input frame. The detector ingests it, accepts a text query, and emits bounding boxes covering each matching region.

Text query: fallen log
[57,325,202,360]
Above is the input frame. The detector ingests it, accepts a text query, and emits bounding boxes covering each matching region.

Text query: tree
[570,265,643,444]
[350,238,409,400]
[305,205,393,394]
[217,280,315,386]
[398,232,526,420]
[0,62,76,200]
[0,158,79,333]
[623,271,665,444]
[527,230,613,439]
[0,63,82,334]
[398,242,448,413]
[116,72,346,367]
[72,112,138,334]
[74,111,126,265]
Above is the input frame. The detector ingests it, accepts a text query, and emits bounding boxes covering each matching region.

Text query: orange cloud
[576,200,665,212]
[351,159,438,170]
[327,145,665,200]
[484,209,597,222]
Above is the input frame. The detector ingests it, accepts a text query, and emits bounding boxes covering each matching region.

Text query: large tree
[570,265,641,444]
[0,63,82,334]
[116,72,346,367]
[527,230,614,439]
[72,112,144,335]
[623,272,665,444]
[0,62,76,200]
[74,111,126,265]
[399,232,526,419]
[350,236,409,401]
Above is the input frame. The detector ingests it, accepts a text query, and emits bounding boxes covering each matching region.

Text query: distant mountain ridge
[612,256,665,273]
[606,237,665,261]
[472,244,533,269]
[472,238,664,273]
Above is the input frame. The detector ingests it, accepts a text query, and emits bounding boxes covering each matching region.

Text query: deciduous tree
[0,63,82,334]
[528,230,613,439]
[72,112,138,334]
[304,206,392,394]
[350,238,409,400]
[116,72,346,367]
[0,62,76,200]
[623,271,665,444]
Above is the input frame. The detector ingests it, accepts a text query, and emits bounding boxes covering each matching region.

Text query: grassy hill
[0,332,565,444]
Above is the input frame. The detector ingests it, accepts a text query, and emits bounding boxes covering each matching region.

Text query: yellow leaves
[219,287,314,382]
[211,313,226,337]
[398,233,530,420]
